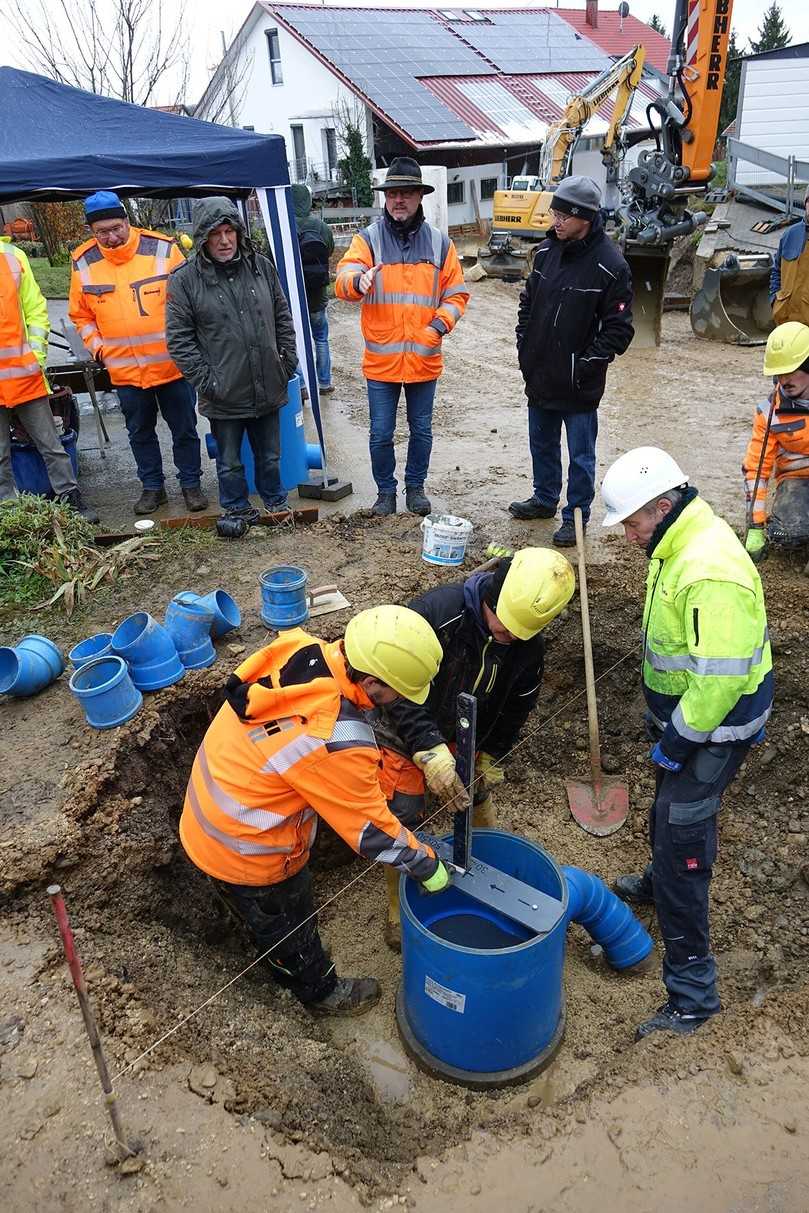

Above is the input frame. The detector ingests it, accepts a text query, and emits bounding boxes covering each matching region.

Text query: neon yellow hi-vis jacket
[642,495,773,765]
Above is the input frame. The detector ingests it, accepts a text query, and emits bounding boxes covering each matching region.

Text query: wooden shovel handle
[574,508,602,783]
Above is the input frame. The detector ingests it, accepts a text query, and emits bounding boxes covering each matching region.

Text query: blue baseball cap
[84,191,127,223]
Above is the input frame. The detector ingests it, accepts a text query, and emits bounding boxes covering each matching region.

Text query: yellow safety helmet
[763,322,809,376]
[494,547,576,640]
[344,605,442,704]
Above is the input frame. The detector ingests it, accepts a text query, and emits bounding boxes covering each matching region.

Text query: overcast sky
[4,0,808,106]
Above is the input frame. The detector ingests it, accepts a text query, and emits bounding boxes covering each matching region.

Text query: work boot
[308,977,381,1017]
[182,485,209,512]
[319,383,336,395]
[509,496,556,521]
[264,495,290,516]
[553,519,578,547]
[613,871,655,906]
[59,488,99,525]
[371,492,397,516]
[635,1002,715,1041]
[134,487,167,515]
[228,504,262,526]
[405,485,431,516]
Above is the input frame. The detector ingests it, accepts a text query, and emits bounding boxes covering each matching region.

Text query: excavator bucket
[476,235,529,282]
[624,245,669,348]
[690,255,774,345]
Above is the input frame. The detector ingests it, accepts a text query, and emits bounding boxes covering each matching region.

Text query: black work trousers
[212,864,336,1005]
[644,741,751,1016]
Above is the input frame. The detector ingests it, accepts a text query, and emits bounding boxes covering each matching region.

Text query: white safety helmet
[601,447,689,527]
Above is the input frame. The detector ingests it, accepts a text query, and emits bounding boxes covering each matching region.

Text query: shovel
[566,507,629,837]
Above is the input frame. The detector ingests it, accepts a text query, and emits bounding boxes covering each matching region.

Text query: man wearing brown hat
[335,157,469,516]
[510,176,634,546]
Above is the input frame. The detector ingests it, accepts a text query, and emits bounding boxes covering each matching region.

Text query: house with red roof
[197,3,670,226]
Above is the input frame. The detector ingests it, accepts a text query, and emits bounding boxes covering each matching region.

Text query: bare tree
[3,0,190,107]
[193,29,254,127]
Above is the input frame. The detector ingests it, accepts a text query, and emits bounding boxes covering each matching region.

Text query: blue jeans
[116,378,202,490]
[367,378,437,494]
[528,406,598,524]
[310,308,332,388]
[209,412,285,512]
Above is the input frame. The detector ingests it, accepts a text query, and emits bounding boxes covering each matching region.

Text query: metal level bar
[453,692,477,871]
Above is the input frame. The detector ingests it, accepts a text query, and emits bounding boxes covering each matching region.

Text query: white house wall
[736,58,809,187]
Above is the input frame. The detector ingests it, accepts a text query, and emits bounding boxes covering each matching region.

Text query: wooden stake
[47,885,135,1158]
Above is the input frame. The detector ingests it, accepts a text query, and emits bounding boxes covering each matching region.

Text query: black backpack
[298,227,330,291]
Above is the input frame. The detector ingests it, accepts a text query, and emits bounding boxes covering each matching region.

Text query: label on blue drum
[425,974,466,1014]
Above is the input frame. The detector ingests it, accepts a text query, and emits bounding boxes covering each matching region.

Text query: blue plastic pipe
[562,866,653,970]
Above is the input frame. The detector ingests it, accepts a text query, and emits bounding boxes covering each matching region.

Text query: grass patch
[30,257,70,299]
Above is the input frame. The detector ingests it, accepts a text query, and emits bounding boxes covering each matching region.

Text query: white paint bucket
[421,514,473,566]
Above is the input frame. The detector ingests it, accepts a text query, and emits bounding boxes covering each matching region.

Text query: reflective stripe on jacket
[742,389,809,525]
[179,629,438,887]
[0,239,49,408]
[642,496,773,765]
[68,227,185,389]
[335,214,468,383]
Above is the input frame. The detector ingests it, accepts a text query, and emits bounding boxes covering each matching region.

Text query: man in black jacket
[509,177,634,546]
[166,198,298,523]
[373,547,575,948]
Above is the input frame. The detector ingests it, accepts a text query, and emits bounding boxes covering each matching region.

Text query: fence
[728,138,809,218]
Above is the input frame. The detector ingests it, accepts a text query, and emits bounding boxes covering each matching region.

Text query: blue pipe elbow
[562,865,653,971]
[306,442,322,469]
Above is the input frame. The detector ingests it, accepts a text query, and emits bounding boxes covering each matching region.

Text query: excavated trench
[5,539,809,1198]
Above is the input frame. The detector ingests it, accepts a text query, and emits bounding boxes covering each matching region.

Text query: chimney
[585,0,598,28]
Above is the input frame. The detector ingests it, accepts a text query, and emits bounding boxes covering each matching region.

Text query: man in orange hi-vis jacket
[743,322,809,561]
[69,191,207,517]
[335,158,469,517]
[179,605,451,1017]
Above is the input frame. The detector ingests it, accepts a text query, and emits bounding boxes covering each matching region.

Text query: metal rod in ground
[47,884,134,1158]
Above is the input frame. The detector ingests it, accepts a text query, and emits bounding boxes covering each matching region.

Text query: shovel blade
[566,776,629,837]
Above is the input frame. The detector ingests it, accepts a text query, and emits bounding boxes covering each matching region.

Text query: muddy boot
[182,485,209,512]
[134,487,168,515]
[405,485,431,516]
[309,977,381,1017]
[635,1002,715,1041]
[613,869,655,906]
[371,492,396,516]
[59,488,99,525]
[553,519,578,547]
[508,496,556,520]
[472,794,496,828]
[384,866,401,952]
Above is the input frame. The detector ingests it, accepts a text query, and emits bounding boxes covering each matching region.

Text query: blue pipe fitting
[69,632,113,669]
[191,589,241,640]
[17,634,65,680]
[111,611,185,691]
[562,866,654,970]
[164,593,217,669]
[0,634,65,697]
[260,565,309,629]
[306,442,323,469]
[69,655,142,729]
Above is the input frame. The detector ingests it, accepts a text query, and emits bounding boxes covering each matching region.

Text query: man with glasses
[509,176,634,546]
[336,158,468,517]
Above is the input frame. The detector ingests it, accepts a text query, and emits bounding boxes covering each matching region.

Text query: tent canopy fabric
[0,67,289,203]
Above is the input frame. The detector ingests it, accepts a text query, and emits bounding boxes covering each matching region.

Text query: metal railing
[728,138,809,218]
[287,158,342,190]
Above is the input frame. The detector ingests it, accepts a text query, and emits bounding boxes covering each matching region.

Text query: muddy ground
[3,284,808,1211]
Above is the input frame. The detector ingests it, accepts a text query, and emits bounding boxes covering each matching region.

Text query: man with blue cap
[69,192,207,515]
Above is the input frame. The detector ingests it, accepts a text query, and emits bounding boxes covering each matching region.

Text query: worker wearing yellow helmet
[370,547,576,950]
[743,321,809,561]
[179,604,449,1017]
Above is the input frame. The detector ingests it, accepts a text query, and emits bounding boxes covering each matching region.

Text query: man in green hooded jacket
[166,197,297,523]
[291,184,335,395]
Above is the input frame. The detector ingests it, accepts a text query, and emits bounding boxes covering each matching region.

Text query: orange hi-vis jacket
[0,240,49,408]
[335,214,469,383]
[179,629,439,888]
[743,387,809,524]
[68,226,185,389]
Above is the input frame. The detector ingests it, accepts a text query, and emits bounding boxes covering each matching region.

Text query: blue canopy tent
[0,66,338,492]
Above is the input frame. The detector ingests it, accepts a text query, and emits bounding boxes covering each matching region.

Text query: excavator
[477,0,737,347]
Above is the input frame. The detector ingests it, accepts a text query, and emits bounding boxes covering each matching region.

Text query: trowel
[419,692,563,936]
[565,508,629,836]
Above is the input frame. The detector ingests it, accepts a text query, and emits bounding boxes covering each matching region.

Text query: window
[290,125,306,181]
[480,177,498,201]
[447,180,465,205]
[323,127,338,176]
[266,29,283,85]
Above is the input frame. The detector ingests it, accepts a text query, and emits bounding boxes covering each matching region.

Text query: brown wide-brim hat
[375,156,435,195]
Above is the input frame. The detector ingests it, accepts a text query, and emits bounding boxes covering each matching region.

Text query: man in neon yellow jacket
[601,447,773,1041]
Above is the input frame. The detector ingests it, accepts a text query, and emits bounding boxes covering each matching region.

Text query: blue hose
[562,866,654,970]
